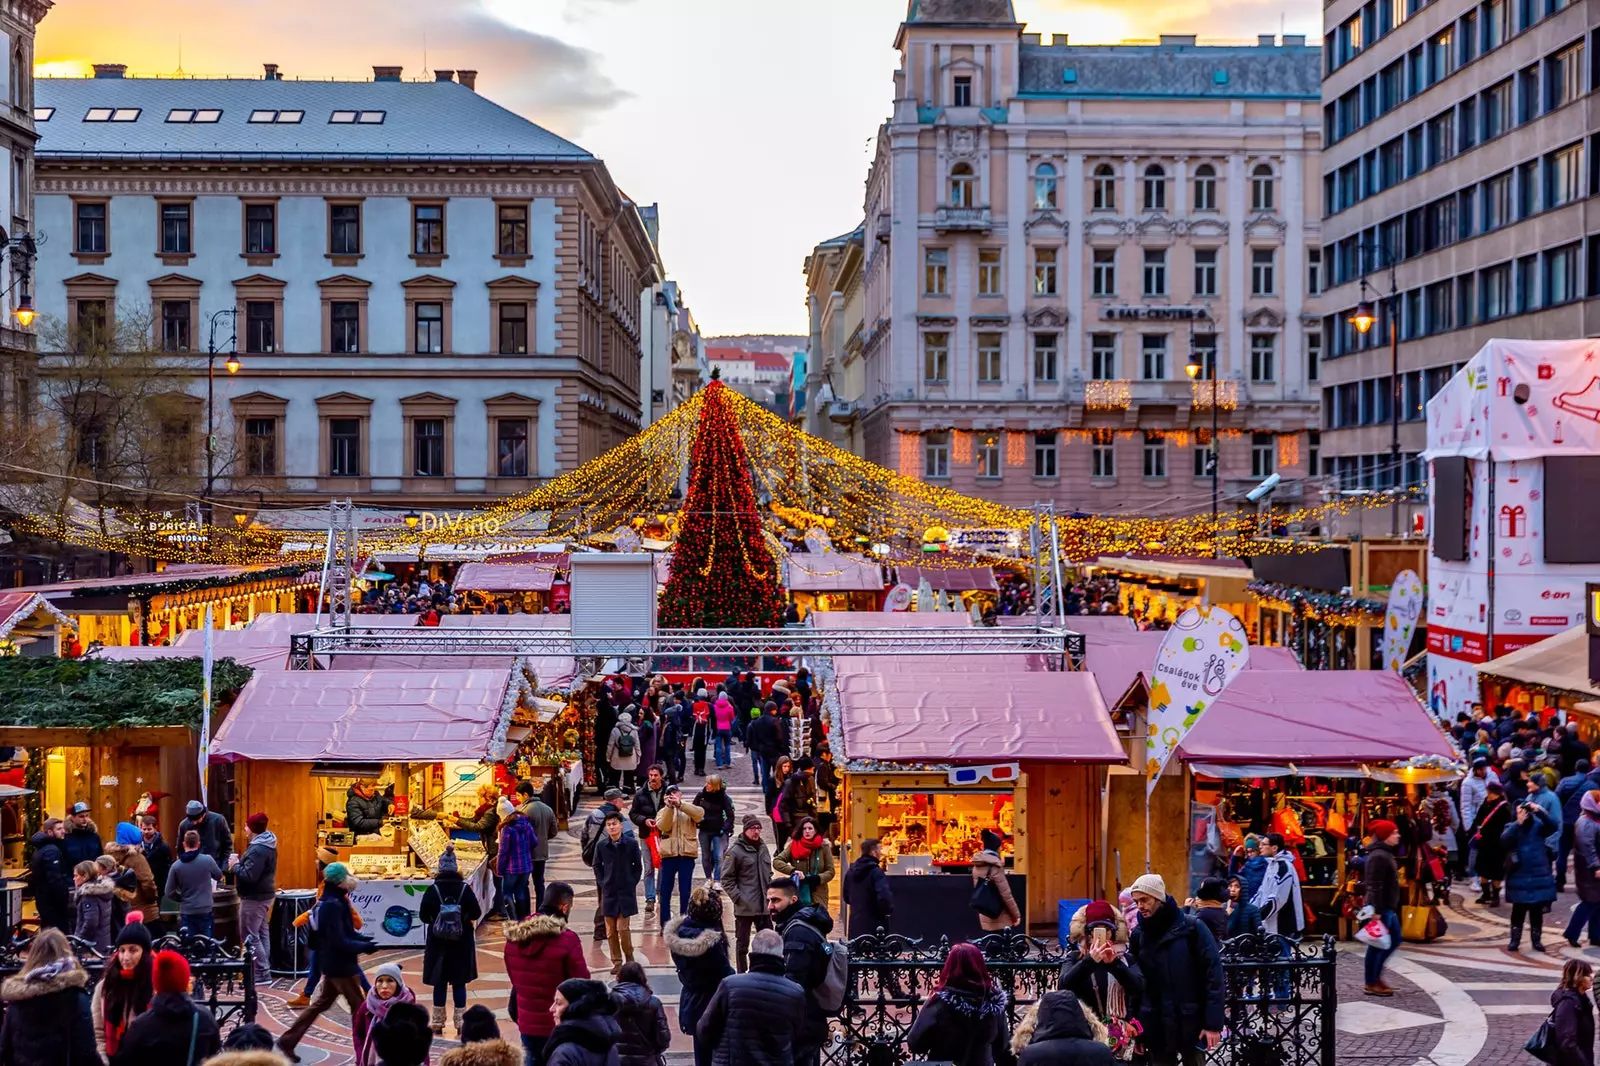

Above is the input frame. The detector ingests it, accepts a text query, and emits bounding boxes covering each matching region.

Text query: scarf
[788,834,820,863]
[357,985,416,1066]
[101,965,151,1056]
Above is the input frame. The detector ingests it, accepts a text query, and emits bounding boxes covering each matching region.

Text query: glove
[804,875,820,888]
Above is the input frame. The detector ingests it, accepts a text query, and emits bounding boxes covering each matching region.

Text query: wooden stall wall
[1104,766,1189,903]
[236,761,321,890]
[1019,762,1100,929]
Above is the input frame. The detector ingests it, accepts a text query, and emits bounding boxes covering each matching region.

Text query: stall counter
[348,861,496,947]
[868,870,1026,942]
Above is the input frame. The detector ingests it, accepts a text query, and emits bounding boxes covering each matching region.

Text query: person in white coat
[1250,833,1303,938]
[607,712,643,791]
[1461,758,1500,889]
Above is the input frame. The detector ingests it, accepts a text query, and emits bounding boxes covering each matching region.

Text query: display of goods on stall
[876,792,1016,866]
[407,819,487,878]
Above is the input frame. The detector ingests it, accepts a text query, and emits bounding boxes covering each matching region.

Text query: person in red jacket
[503,881,588,1066]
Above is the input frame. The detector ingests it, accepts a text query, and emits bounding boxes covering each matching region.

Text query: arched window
[1192,163,1217,211]
[1251,163,1276,212]
[1092,164,1116,211]
[1034,163,1058,211]
[950,163,975,208]
[1142,163,1167,212]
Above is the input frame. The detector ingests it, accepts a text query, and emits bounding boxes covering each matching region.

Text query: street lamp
[0,232,40,328]
[12,292,34,328]
[233,511,249,529]
[205,308,240,525]
[403,511,421,530]
[1184,311,1218,555]
[1346,245,1401,536]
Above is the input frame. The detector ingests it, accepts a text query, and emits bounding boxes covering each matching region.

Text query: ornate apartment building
[818,0,1325,512]
[0,0,50,455]
[29,64,655,511]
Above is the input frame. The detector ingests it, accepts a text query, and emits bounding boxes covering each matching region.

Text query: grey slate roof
[1020,44,1321,99]
[907,0,1018,23]
[34,76,594,161]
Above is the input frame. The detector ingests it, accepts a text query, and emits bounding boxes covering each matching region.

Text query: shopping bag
[646,833,661,870]
[1353,917,1392,950]
[1401,904,1440,942]
[1325,809,1349,838]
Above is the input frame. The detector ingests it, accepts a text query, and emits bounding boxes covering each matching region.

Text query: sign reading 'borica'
[1101,306,1212,321]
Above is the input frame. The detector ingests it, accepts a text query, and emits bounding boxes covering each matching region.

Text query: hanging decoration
[1191,380,1239,410]
[1005,431,1027,467]
[1277,434,1301,468]
[1085,380,1132,409]
[658,380,785,629]
[1247,580,1388,623]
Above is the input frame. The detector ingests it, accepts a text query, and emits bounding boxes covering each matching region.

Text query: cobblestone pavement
[248,757,1579,1065]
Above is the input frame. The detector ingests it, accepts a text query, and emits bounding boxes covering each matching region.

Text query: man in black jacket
[26,817,70,932]
[697,928,806,1066]
[61,803,104,868]
[137,815,174,913]
[629,765,667,917]
[277,862,377,1062]
[234,812,278,984]
[746,705,783,796]
[177,799,233,868]
[768,877,833,1066]
[1127,873,1224,1066]
[1361,820,1402,997]
[842,838,894,938]
[580,788,629,941]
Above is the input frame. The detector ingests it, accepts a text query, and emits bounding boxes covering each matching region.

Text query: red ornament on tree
[660,381,786,629]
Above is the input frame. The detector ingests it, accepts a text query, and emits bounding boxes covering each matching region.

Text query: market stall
[25,565,315,648]
[784,552,885,613]
[0,592,75,658]
[1165,670,1459,934]
[0,655,252,887]
[451,562,564,614]
[1090,556,1256,634]
[211,667,527,944]
[827,652,1123,939]
[1478,626,1599,741]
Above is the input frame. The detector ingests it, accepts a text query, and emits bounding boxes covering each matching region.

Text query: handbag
[646,833,661,871]
[1401,904,1440,942]
[1270,806,1306,846]
[1326,809,1349,838]
[1525,1009,1557,1063]
[1218,819,1246,852]
[970,875,1005,920]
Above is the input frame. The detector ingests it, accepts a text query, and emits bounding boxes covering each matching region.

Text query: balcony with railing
[933,205,992,232]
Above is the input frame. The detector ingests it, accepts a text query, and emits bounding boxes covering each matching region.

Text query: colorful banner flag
[1146,605,1250,795]
[199,605,213,807]
[1382,569,1425,672]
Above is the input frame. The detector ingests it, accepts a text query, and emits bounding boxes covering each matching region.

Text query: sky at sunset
[34,0,1320,336]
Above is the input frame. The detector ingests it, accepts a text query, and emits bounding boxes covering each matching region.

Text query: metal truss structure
[288,623,1076,671]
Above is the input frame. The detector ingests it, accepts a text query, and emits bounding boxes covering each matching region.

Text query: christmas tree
[660,380,786,629]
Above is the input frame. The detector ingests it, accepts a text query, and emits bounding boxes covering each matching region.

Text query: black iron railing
[0,933,258,1033]
[825,928,1335,1066]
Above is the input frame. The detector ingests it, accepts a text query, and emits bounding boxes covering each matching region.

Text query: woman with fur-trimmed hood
[664,886,732,1060]
[1011,990,1113,1066]
[1057,901,1145,1061]
[0,928,103,1066]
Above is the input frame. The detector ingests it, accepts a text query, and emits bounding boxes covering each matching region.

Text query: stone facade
[835,1,1325,514]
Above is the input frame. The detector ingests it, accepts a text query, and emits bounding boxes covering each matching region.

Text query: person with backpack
[767,876,840,1066]
[497,798,538,922]
[581,789,630,942]
[607,711,643,792]
[278,863,381,1062]
[418,846,483,1038]
[691,690,713,779]
[971,829,1022,932]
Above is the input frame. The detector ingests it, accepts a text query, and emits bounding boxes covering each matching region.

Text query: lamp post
[0,232,41,328]
[205,308,240,524]
[1347,242,1401,536]
[1185,312,1218,555]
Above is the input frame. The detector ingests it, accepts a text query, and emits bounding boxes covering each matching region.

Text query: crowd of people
[351,577,571,619]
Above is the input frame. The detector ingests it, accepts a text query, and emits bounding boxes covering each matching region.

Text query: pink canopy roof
[88,630,288,670]
[1082,633,1302,708]
[894,565,999,592]
[1176,670,1455,764]
[210,669,513,762]
[786,553,885,593]
[452,563,560,593]
[832,654,1124,763]
[0,591,73,640]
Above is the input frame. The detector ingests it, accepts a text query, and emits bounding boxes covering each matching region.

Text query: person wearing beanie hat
[655,781,703,928]
[105,828,160,928]
[720,814,773,972]
[421,840,483,1037]
[113,822,143,848]
[1061,900,1141,1051]
[177,797,233,869]
[278,853,379,1062]
[112,950,222,1064]
[695,927,807,1066]
[1567,790,1600,946]
[1187,877,1230,948]
[371,1001,435,1066]
[498,797,539,922]
[91,919,155,1058]
[544,979,620,1066]
[1127,868,1224,1063]
[353,961,418,1066]
[972,828,1021,932]
[1362,819,1403,996]
[236,811,278,986]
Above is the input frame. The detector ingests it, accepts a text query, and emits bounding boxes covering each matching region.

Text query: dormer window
[949,163,975,208]
[249,109,303,124]
[85,108,139,123]
[33,107,52,122]
[953,75,973,107]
